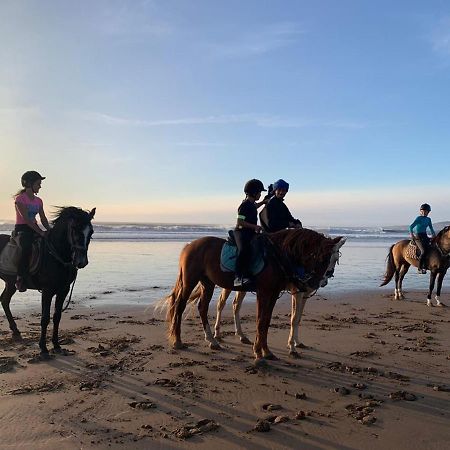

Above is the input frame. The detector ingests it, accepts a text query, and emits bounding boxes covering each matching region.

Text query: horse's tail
[161,268,184,345]
[380,244,396,286]
[187,283,202,305]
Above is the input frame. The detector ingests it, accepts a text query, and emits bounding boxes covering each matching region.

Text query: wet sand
[0,290,449,449]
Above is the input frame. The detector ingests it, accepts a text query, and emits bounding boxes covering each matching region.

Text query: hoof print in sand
[172,419,219,439]
[389,391,417,401]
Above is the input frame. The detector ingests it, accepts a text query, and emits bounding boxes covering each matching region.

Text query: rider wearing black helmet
[409,203,436,273]
[234,179,267,287]
[14,171,50,292]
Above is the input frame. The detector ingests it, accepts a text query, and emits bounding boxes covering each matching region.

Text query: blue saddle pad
[220,241,265,275]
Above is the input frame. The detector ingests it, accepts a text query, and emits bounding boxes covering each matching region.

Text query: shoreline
[0,290,448,449]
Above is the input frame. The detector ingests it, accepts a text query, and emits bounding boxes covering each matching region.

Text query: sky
[1,0,449,226]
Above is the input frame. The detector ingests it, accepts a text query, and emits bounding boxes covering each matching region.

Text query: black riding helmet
[420,203,431,212]
[21,171,46,188]
[244,179,266,196]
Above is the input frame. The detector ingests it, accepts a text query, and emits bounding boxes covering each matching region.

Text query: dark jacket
[260,196,301,232]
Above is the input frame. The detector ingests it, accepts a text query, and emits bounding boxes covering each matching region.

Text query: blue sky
[1,0,449,226]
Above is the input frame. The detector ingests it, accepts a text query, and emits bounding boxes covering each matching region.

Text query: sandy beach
[0,289,449,449]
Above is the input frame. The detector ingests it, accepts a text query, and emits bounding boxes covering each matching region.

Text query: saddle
[220,231,265,275]
[405,241,420,261]
[0,233,43,276]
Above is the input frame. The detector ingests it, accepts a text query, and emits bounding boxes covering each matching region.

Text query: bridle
[262,234,341,295]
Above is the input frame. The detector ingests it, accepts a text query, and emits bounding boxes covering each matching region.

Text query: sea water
[0,222,442,310]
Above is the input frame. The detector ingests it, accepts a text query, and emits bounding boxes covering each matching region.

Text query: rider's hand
[255,225,262,233]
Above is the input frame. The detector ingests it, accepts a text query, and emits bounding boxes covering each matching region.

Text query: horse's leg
[394,267,401,300]
[254,292,279,362]
[397,264,410,299]
[52,285,70,352]
[39,290,54,355]
[287,292,306,358]
[197,280,220,350]
[426,271,437,307]
[0,281,21,339]
[435,271,447,307]
[233,291,251,344]
[214,288,231,340]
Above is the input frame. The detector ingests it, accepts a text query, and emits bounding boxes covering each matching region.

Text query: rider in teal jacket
[409,203,436,273]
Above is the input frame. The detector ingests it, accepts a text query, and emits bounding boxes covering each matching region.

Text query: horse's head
[315,236,346,288]
[434,225,450,255]
[51,207,96,268]
[272,229,346,290]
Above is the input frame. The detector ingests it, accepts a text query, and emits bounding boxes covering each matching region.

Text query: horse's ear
[333,236,346,249]
[89,207,96,219]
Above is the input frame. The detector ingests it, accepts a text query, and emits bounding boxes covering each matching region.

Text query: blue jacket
[409,216,435,235]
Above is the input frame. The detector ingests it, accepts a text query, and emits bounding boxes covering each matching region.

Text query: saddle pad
[0,235,41,276]
[220,241,265,276]
[405,242,420,261]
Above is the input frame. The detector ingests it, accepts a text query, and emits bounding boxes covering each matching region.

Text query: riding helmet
[420,203,431,212]
[273,179,289,192]
[21,171,46,188]
[244,179,266,196]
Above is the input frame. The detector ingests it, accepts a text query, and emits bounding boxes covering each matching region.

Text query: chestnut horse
[192,285,316,358]
[380,226,450,307]
[0,207,95,355]
[163,228,345,363]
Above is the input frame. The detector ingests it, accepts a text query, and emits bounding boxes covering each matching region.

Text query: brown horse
[198,284,320,356]
[0,207,95,355]
[190,284,318,358]
[162,228,345,363]
[380,226,450,306]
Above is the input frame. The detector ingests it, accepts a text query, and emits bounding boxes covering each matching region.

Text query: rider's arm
[15,201,45,236]
[409,218,418,238]
[39,206,51,231]
[236,217,261,232]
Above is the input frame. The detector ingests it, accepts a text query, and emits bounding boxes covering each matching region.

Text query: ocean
[0,222,444,310]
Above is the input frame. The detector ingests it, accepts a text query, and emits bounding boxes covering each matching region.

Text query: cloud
[430,16,450,56]
[80,111,368,130]
[208,22,305,58]
[174,141,226,147]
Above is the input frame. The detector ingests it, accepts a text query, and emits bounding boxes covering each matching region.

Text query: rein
[45,238,74,267]
[261,233,316,291]
[44,233,79,311]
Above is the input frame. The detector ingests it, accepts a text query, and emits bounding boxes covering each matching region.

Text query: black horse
[0,206,95,355]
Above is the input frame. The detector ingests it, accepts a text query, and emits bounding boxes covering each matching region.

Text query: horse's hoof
[240,336,252,345]
[254,358,268,367]
[11,332,23,342]
[264,353,279,361]
[436,302,446,307]
[289,351,301,359]
[295,342,307,349]
[209,342,222,351]
[39,352,53,360]
[173,342,188,350]
[426,301,433,307]
[214,336,223,342]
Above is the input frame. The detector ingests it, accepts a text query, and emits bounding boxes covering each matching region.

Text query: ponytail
[13,188,26,198]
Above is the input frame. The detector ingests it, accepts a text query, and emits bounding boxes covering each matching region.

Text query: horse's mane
[434,225,450,243]
[268,228,334,267]
[52,206,91,225]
